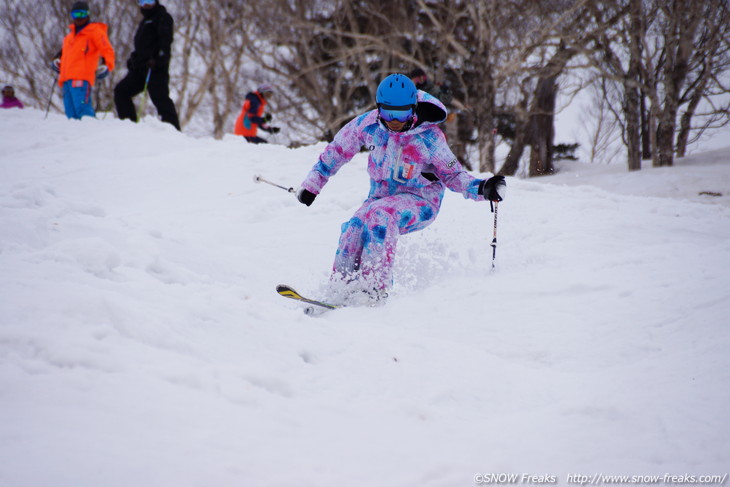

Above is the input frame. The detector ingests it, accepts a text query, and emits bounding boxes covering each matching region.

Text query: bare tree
[164,0,256,137]
[0,0,136,114]
[498,0,622,176]
[589,0,643,170]
[674,1,730,157]
[234,0,432,144]
[1,0,67,108]
[580,77,623,164]
[5,0,724,170]
[589,0,729,170]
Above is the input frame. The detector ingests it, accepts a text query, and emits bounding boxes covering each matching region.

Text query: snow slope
[1,109,729,486]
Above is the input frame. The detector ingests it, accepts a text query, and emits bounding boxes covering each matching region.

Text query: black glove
[263,113,273,123]
[296,188,316,206]
[479,175,506,202]
[261,125,280,134]
[146,58,156,69]
[51,59,61,73]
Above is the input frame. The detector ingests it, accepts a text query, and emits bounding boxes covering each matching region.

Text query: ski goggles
[138,0,156,5]
[70,9,90,19]
[378,104,415,123]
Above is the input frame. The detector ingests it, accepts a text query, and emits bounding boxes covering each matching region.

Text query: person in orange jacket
[233,84,280,144]
[52,2,115,120]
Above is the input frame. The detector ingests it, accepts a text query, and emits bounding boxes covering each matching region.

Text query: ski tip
[277,284,339,311]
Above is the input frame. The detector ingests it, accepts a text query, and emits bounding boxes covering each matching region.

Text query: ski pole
[44,77,56,119]
[100,79,114,120]
[138,67,152,122]
[490,201,499,269]
[253,174,295,193]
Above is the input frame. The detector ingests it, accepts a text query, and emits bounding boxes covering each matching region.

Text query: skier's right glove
[263,113,273,123]
[51,58,61,74]
[479,175,506,202]
[296,187,317,206]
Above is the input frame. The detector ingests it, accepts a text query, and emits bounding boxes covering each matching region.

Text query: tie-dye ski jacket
[300,91,486,208]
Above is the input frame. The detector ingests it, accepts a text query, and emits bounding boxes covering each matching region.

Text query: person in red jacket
[233,84,280,143]
[52,2,115,119]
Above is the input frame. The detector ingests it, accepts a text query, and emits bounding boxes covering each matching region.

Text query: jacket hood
[414,89,447,125]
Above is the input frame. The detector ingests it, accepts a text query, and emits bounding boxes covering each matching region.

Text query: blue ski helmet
[376,74,417,109]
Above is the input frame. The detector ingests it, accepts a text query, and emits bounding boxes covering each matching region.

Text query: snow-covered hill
[1,109,729,486]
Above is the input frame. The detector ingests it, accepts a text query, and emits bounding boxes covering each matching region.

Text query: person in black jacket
[114,0,180,130]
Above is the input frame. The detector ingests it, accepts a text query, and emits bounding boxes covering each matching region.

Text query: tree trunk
[499,120,528,176]
[454,113,474,171]
[528,125,553,176]
[624,80,642,171]
[526,41,577,177]
[476,82,497,172]
[675,95,697,158]
[655,114,676,167]
[640,94,652,159]
[676,74,709,157]
[499,101,529,176]
[474,5,496,174]
[623,0,643,171]
[654,0,701,167]
[528,75,557,177]
[478,131,496,173]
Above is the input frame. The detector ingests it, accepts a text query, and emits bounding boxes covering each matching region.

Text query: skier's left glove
[296,187,316,206]
[479,175,506,202]
[261,125,281,134]
[95,65,110,80]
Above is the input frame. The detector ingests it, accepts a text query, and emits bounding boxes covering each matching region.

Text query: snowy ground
[1,109,729,487]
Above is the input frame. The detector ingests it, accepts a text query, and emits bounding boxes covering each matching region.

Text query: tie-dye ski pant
[333,193,439,290]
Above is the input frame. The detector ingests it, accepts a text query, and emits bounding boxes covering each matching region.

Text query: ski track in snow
[1,109,729,486]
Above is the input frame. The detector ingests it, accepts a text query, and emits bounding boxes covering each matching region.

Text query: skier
[114,0,181,130]
[233,84,280,144]
[294,73,505,305]
[52,1,115,120]
[409,68,453,106]
[1,85,24,109]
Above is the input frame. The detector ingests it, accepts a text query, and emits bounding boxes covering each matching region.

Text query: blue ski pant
[63,80,95,119]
